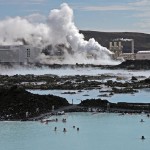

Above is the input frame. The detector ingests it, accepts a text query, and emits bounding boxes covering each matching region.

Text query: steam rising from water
[0,65,150,77]
[0,3,119,65]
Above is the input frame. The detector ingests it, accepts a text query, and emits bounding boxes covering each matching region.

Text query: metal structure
[109,41,123,60]
[109,39,135,60]
[131,39,134,54]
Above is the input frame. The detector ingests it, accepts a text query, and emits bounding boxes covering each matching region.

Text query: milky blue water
[29,88,150,104]
[1,68,150,150]
[108,89,150,103]
[0,113,150,150]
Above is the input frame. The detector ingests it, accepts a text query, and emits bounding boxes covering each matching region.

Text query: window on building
[27,49,30,57]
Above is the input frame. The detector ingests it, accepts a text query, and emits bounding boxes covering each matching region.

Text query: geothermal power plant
[109,39,150,61]
[0,4,150,65]
[0,40,150,65]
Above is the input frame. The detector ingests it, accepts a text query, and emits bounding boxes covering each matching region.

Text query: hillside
[80,30,150,53]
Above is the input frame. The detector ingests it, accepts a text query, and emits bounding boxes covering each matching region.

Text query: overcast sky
[0,0,150,34]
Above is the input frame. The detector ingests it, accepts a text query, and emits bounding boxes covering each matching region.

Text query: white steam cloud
[114,38,133,41]
[0,3,119,65]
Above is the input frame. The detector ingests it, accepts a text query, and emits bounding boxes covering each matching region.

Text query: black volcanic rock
[79,99,150,112]
[144,78,150,84]
[114,60,150,70]
[0,86,69,120]
[79,99,109,107]
[131,76,138,81]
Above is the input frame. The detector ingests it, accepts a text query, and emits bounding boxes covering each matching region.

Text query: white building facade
[0,45,41,63]
[136,51,150,60]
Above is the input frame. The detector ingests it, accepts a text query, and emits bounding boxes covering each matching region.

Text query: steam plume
[0,3,119,65]
[114,38,133,41]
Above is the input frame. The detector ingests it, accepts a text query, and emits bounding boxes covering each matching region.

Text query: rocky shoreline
[0,60,150,121]
[0,85,150,121]
[0,86,69,121]
[0,73,150,91]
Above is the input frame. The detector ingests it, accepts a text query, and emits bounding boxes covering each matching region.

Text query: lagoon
[0,112,150,150]
[1,67,150,150]
[29,88,150,104]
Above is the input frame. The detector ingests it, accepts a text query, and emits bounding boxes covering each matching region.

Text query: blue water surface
[0,113,150,150]
[29,88,150,104]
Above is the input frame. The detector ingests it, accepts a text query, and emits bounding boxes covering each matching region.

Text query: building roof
[137,51,150,54]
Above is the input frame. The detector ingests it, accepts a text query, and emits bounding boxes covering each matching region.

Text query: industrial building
[0,45,41,64]
[136,51,150,60]
[109,39,150,61]
[109,39,135,60]
[0,40,150,65]
[109,41,123,59]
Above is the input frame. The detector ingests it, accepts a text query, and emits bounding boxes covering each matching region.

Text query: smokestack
[109,42,112,49]
[131,39,134,54]
[118,41,122,50]
[118,41,121,47]
[114,42,117,47]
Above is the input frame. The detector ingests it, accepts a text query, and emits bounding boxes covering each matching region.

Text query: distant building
[120,53,135,60]
[136,51,150,60]
[109,41,123,59]
[109,39,135,60]
[0,45,41,64]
